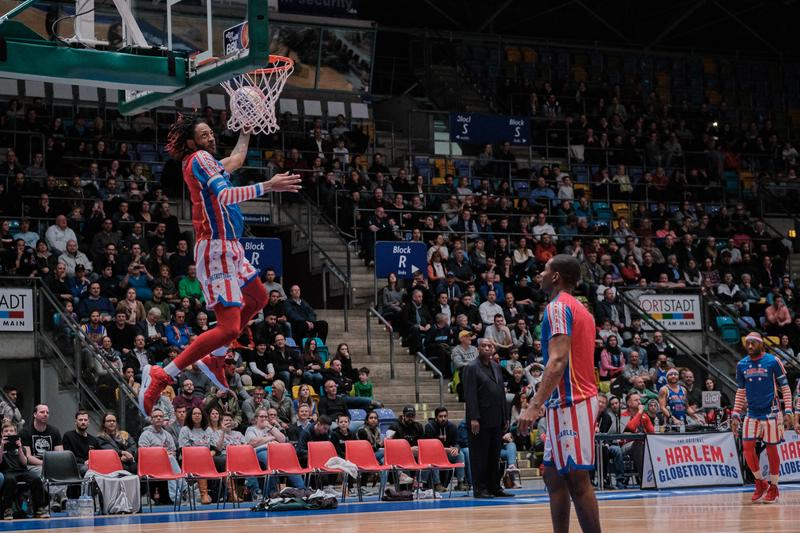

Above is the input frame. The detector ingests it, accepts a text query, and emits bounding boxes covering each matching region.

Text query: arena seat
[417,439,464,497]
[88,449,123,475]
[383,439,425,493]
[225,445,270,508]
[344,441,390,502]
[181,446,227,510]
[138,447,186,512]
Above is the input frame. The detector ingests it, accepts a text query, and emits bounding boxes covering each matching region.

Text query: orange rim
[252,55,294,75]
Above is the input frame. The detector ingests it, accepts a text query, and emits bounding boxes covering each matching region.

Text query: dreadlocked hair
[165,113,204,160]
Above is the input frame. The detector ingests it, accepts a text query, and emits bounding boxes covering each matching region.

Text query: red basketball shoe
[138,365,172,416]
[762,483,779,504]
[751,479,769,502]
[196,355,229,392]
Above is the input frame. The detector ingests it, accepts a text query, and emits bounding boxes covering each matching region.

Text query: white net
[220,56,294,135]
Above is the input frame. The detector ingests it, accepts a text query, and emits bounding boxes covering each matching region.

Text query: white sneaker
[398,473,414,485]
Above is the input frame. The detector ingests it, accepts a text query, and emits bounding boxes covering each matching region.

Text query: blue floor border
[3,484,800,531]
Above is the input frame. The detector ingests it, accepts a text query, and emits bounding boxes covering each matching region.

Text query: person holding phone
[1,422,49,519]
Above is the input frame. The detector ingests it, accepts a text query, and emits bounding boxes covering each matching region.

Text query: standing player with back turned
[731,332,793,503]
[138,116,301,415]
[518,254,601,533]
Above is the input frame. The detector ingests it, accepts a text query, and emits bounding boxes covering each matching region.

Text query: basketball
[230,85,266,121]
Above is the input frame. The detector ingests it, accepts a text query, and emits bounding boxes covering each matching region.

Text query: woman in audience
[33,239,57,276]
[97,411,138,474]
[356,410,386,473]
[699,257,720,288]
[778,335,795,360]
[512,237,534,275]
[380,273,405,325]
[619,254,641,286]
[599,335,626,382]
[145,244,168,276]
[116,287,146,325]
[683,258,701,286]
[179,407,213,504]
[293,384,318,419]
[332,343,358,382]
[765,296,793,336]
[300,340,325,393]
[497,256,515,292]
[427,249,447,286]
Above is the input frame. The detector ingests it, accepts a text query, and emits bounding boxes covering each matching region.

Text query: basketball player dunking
[518,255,601,533]
[138,116,301,415]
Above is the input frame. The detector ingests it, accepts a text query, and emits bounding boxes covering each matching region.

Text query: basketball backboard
[0,0,270,114]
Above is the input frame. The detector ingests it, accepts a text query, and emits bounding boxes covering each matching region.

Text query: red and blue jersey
[183,150,264,241]
[541,291,598,408]
[735,353,790,419]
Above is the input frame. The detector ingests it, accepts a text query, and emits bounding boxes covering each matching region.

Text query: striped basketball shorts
[543,396,599,474]
[194,238,258,308]
[742,415,783,444]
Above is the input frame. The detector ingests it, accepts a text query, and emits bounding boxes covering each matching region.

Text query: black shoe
[493,490,514,497]
[473,490,495,499]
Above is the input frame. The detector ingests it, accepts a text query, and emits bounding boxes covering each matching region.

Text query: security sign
[375,241,427,280]
[239,237,283,277]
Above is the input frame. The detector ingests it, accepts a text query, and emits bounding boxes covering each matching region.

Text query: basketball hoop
[220,55,294,135]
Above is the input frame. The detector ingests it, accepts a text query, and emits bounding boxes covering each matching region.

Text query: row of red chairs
[87,438,464,512]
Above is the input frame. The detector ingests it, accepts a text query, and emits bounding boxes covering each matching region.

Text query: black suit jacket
[135,319,166,344]
[462,358,507,429]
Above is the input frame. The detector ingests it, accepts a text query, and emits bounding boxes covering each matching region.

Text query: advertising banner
[638,294,702,330]
[759,430,800,481]
[642,432,742,489]
[0,288,33,332]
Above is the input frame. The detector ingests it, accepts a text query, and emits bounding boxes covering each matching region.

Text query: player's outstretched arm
[211,171,301,206]
[221,133,250,173]
[262,171,302,193]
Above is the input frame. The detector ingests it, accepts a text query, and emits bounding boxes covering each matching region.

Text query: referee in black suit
[462,338,513,498]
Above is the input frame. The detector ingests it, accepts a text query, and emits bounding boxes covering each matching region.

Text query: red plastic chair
[138,447,186,512]
[344,440,390,502]
[88,449,123,475]
[417,439,465,497]
[267,442,313,476]
[384,439,425,494]
[225,445,270,508]
[181,446,228,509]
[307,441,347,501]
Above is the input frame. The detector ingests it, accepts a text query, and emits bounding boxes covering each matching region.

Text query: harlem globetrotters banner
[641,432,743,489]
[759,430,800,481]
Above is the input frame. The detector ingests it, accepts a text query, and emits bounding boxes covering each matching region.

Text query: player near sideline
[731,332,793,504]
[138,116,301,415]
[518,255,601,533]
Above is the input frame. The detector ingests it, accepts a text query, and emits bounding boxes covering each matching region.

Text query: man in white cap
[732,331,793,504]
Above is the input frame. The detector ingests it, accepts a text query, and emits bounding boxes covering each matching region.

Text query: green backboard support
[0,0,269,114]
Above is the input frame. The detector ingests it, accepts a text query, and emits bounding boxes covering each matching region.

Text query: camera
[3,435,19,448]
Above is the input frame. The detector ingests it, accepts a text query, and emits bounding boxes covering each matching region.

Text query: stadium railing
[366,306,395,379]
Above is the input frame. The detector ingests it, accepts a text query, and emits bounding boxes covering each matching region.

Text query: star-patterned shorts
[742,415,782,444]
[543,396,599,474]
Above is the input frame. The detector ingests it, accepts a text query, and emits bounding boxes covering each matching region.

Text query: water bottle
[654,416,660,433]
[679,419,686,433]
[153,487,160,503]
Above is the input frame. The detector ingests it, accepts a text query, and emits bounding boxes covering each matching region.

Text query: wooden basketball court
[5,486,799,533]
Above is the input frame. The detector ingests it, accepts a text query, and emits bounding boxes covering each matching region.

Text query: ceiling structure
[361,0,799,59]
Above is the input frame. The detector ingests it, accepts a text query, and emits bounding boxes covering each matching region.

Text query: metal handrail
[704,295,800,372]
[274,195,350,331]
[415,351,444,408]
[366,307,395,380]
[34,278,140,410]
[616,289,737,394]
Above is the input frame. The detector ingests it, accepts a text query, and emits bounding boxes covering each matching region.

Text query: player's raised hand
[265,172,302,193]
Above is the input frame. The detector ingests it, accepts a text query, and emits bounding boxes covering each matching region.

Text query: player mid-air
[138,116,301,415]
[731,332,793,503]
[518,255,601,533]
